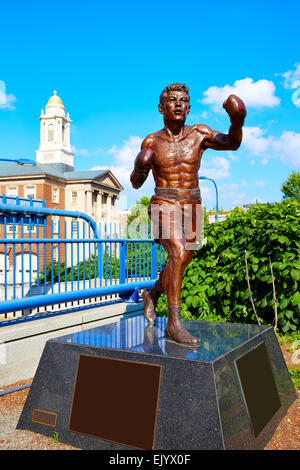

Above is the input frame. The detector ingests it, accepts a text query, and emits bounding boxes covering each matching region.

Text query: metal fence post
[120,240,126,284]
[151,241,158,280]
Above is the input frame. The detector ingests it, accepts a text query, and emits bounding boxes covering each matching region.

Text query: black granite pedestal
[17,315,297,450]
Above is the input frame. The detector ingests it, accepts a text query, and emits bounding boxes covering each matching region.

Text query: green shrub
[156,200,300,333]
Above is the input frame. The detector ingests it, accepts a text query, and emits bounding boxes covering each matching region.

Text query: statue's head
[158,83,191,121]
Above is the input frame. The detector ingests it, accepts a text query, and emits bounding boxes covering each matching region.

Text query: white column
[86,190,92,216]
[57,119,61,144]
[40,120,44,144]
[97,191,103,224]
[68,123,71,147]
[107,194,112,223]
[115,196,119,223]
[59,119,63,143]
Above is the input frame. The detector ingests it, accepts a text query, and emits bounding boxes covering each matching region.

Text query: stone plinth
[17,315,297,450]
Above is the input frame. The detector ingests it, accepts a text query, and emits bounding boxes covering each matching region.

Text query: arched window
[48,124,54,142]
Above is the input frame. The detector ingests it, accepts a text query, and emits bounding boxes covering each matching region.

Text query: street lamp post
[199,176,219,222]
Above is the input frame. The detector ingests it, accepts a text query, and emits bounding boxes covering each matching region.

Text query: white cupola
[36,91,74,172]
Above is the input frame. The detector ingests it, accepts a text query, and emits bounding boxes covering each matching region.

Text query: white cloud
[280,64,300,107]
[0,81,17,110]
[72,145,103,156]
[243,126,300,167]
[271,131,300,167]
[201,77,280,110]
[242,127,271,155]
[250,160,256,165]
[200,156,230,180]
[228,151,239,161]
[281,63,300,90]
[256,180,266,187]
[292,89,300,108]
[72,145,89,155]
[218,182,248,208]
[200,185,214,201]
[108,135,142,166]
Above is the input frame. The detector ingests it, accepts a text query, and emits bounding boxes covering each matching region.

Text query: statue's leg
[142,196,170,323]
[162,199,201,345]
[144,197,200,344]
[142,270,164,323]
[160,239,199,345]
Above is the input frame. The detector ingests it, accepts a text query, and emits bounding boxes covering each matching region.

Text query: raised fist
[223,95,246,124]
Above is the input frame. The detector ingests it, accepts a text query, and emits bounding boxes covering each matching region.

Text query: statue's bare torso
[142,124,215,189]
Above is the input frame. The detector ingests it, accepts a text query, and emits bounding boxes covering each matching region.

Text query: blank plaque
[68,354,161,449]
[236,341,281,437]
[32,409,57,427]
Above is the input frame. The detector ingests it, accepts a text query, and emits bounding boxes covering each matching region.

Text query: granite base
[17,315,297,450]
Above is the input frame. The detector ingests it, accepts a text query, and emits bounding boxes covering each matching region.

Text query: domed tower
[36,91,74,172]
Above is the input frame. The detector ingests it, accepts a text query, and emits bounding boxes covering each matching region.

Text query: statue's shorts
[148,194,204,251]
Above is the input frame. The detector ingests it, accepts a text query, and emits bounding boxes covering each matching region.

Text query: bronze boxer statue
[130,83,246,345]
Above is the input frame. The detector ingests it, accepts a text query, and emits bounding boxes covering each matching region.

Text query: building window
[48,124,54,142]
[72,218,78,233]
[7,187,18,197]
[53,245,58,261]
[23,225,36,234]
[52,216,59,234]
[72,191,78,205]
[62,122,67,145]
[24,186,36,199]
[52,187,59,203]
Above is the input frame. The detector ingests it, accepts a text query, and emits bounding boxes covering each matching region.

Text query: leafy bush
[38,244,168,283]
[38,255,102,283]
[156,200,300,333]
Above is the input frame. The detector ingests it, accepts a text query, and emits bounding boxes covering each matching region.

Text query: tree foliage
[157,200,300,333]
[127,196,151,227]
[281,171,300,201]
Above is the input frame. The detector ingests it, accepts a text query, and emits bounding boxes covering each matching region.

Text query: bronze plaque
[236,341,281,437]
[68,354,162,449]
[32,409,57,427]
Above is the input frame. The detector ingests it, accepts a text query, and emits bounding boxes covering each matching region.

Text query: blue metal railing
[0,201,167,324]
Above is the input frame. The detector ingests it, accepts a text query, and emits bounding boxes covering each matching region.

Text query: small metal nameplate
[32,409,57,427]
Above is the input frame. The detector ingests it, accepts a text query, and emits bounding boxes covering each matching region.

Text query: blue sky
[0,0,299,210]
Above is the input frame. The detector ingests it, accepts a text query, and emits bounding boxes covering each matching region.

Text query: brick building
[0,91,123,283]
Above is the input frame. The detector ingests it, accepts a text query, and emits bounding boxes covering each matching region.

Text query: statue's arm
[201,95,247,151]
[130,136,155,189]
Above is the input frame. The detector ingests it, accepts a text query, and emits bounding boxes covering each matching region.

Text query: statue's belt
[154,187,201,201]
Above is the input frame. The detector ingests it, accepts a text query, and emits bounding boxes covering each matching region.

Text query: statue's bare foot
[165,323,200,345]
[142,290,156,323]
[165,305,200,346]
